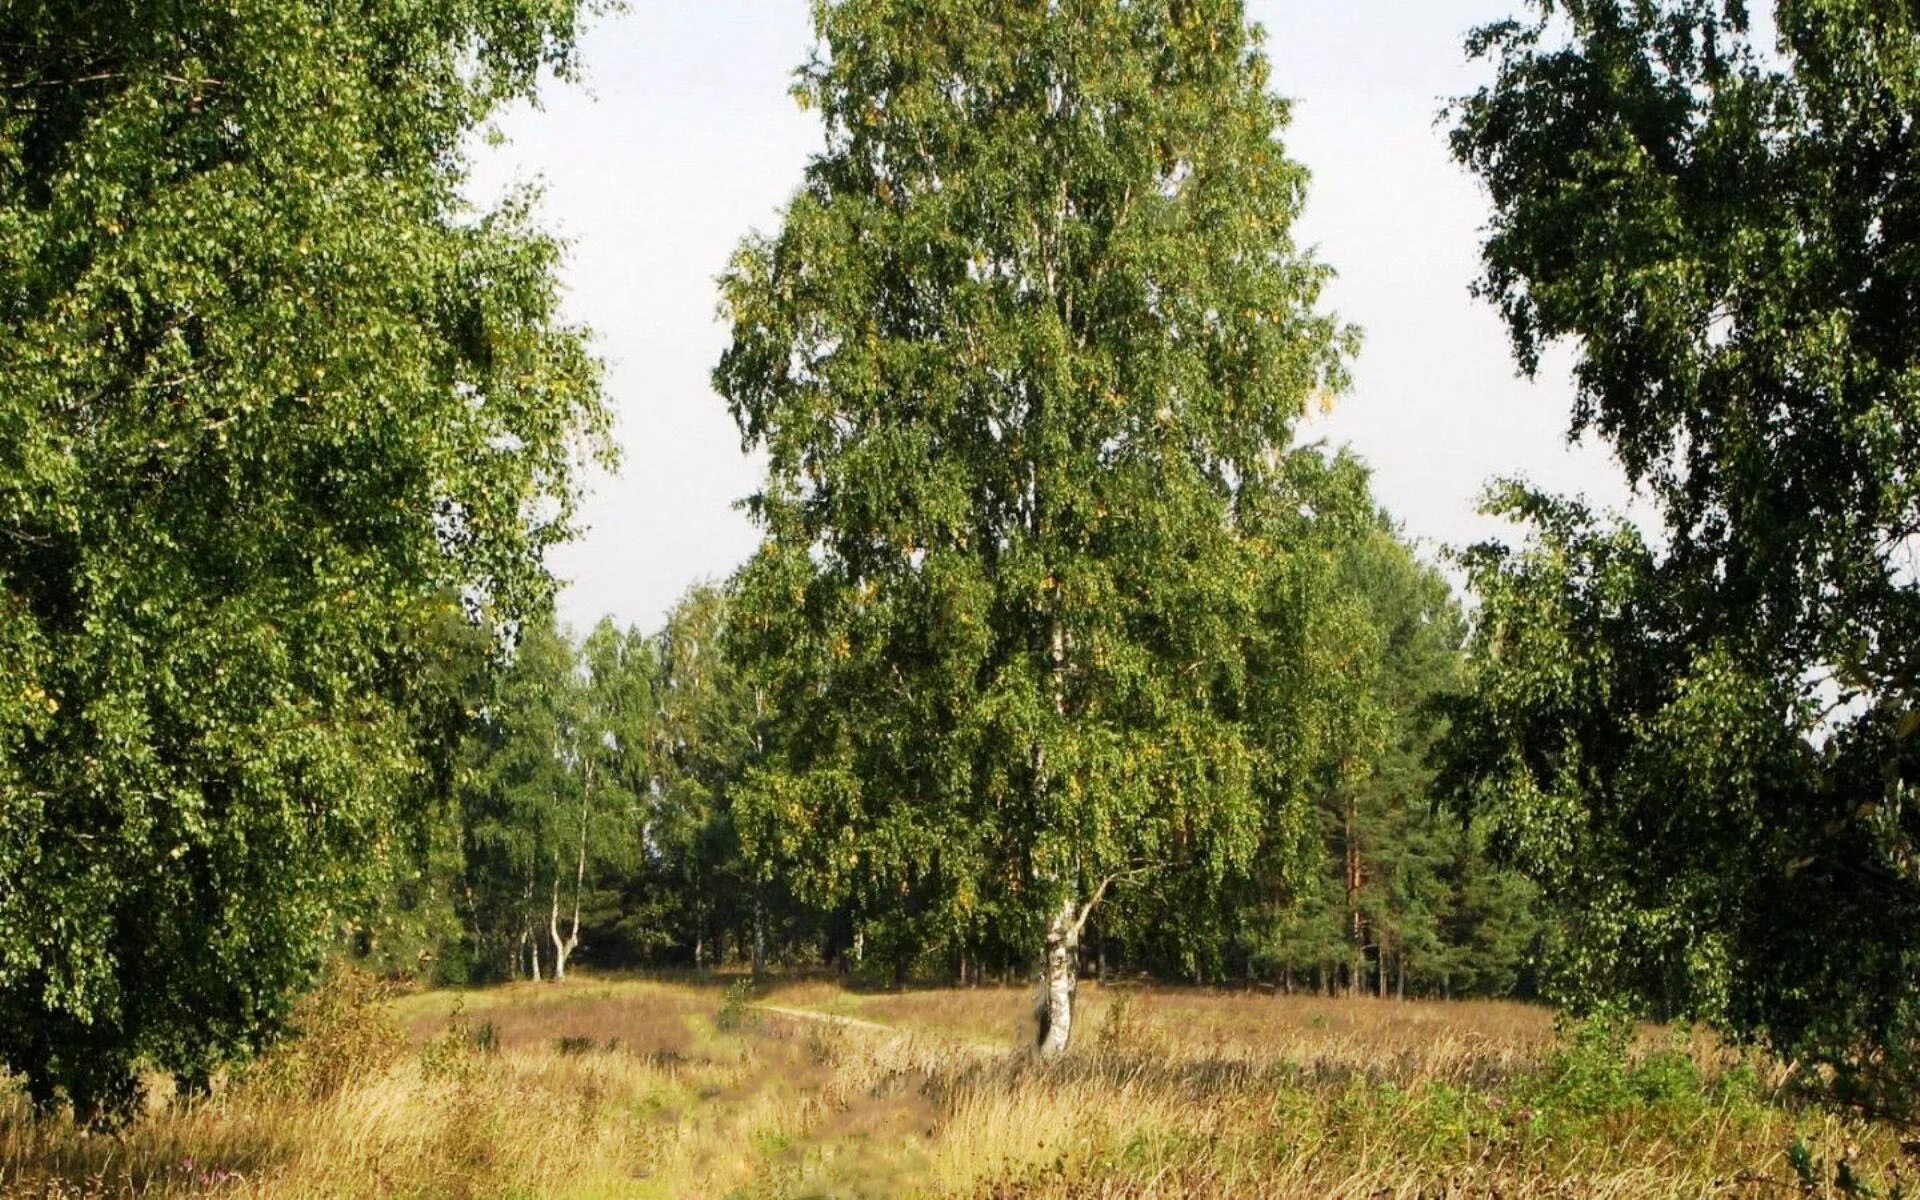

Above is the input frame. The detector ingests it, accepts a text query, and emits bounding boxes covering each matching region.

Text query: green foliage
[238,961,404,1104]
[1442,0,1920,1114]
[1233,479,1540,998]
[717,0,1356,1002]
[457,616,579,978]
[715,978,761,1034]
[419,997,497,1085]
[0,0,607,1120]
[1526,1012,1657,1120]
[641,582,774,968]
[1465,1011,1769,1149]
[454,611,652,980]
[344,782,476,986]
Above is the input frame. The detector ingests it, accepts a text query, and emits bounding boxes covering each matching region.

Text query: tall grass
[1,974,1908,1198]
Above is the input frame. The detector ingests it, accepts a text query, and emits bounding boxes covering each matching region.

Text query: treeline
[8,0,1918,1128]
[355,458,1542,1001]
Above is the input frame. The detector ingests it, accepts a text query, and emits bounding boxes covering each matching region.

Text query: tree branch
[1070,862,1156,942]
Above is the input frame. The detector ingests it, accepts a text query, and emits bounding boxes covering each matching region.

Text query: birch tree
[718,0,1352,1054]
[554,619,651,980]
[457,616,645,984]
[1443,0,1920,1112]
[459,617,578,983]
[0,0,605,1121]
[647,583,764,969]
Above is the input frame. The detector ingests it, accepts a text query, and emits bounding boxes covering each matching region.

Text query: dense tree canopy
[715,0,1358,1051]
[1442,0,1920,1109]
[1181,460,1543,1002]
[32,0,1901,1135]
[356,493,1537,1009]
[0,0,606,1119]
[454,614,649,984]
[642,582,771,970]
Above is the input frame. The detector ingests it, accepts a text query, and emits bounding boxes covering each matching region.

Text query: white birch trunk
[549,877,572,981]
[1034,605,1079,1059]
[551,762,590,982]
[1037,894,1078,1058]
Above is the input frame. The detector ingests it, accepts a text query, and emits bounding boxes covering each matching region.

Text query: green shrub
[1525,1010,1636,1118]
[1518,1011,1725,1133]
[1627,1043,1705,1109]
[715,979,760,1033]
[420,999,495,1083]
[240,960,403,1103]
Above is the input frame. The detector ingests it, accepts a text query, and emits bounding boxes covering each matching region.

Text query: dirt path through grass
[752,1001,1009,1060]
[752,990,1021,1059]
[752,1004,898,1036]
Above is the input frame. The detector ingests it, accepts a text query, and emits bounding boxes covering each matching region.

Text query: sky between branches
[468,0,1638,633]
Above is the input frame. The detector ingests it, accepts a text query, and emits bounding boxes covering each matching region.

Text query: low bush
[238,959,403,1103]
[716,978,761,1033]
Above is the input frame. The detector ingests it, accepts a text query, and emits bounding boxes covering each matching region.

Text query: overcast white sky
[469,1,1635,635]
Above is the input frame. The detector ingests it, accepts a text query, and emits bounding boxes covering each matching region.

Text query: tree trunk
[751,895,766,977]
[1034,612,1076,1059]
[552,761,590,982]
[521,858,544,982]
[550,874,581,982]
[1344,784,1364,999]
[1037,894,1079,1058]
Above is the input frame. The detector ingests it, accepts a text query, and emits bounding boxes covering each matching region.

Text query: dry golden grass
[1,974,1910,1199]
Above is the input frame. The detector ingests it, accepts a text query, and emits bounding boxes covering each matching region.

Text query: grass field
[2,972,1912,1198]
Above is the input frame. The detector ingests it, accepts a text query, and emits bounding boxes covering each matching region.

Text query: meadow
[2,971,1911,1199]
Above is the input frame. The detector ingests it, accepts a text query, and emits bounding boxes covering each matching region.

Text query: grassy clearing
[2,974,1912,1198]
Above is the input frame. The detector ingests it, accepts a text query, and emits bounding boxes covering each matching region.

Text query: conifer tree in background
[1443,0,1920,1111]
[1325,512,1540,1000]
[0,0,606,1120]
[1174,452,1541,1001]
[717,0,1355,1053]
